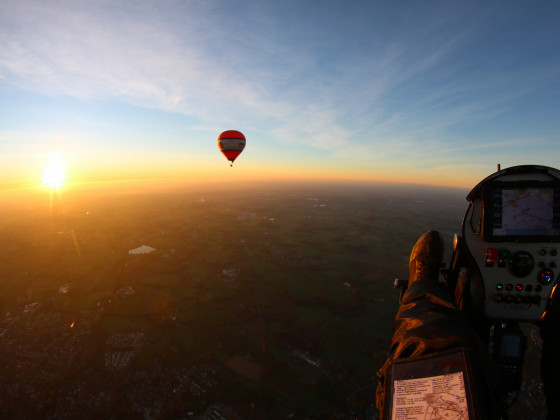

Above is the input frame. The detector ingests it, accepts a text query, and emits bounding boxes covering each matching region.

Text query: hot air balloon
[218,130,246,166]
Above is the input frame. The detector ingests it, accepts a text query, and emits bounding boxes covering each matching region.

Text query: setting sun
[42,153,66,188]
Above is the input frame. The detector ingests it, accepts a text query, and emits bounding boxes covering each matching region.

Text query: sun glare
[42,153,66,189]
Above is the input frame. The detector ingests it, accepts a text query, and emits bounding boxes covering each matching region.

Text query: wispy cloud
[1,0,559,179]
[0,1,279,119]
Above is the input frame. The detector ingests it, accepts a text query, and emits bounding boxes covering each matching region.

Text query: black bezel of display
[482,181,560,242]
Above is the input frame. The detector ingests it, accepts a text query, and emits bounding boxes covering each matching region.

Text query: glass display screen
[499,334,522,358]
[485,183,560,240]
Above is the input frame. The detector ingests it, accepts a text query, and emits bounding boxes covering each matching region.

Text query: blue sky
[1,0,559,188]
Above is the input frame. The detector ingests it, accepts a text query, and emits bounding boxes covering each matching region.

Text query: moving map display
[491,186,560,238]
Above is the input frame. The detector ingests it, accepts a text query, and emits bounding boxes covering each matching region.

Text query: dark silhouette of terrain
[0,180,545,418]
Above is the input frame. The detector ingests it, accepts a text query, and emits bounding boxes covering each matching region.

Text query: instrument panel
[461,166,560,321]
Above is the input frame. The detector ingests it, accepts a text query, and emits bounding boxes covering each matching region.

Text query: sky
[1,0,560,189]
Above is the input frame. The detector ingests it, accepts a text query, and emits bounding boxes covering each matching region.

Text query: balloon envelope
[217,130,246,165]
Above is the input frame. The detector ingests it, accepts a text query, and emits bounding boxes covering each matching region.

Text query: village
[0,236,382,419]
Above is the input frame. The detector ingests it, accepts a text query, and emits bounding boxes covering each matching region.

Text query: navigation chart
[392,372,468,420]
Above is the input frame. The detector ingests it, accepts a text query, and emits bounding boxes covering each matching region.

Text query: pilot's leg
[376,231,503,419]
